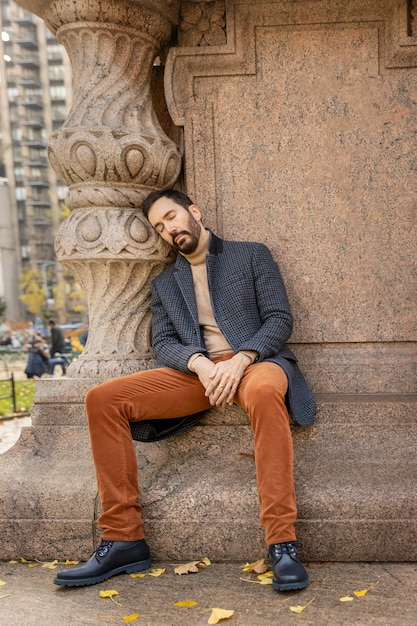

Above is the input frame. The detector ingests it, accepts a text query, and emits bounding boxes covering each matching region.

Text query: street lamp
[40,261,56,311]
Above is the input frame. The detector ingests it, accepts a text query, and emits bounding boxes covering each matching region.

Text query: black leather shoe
[54,539,151,587]
[268,542,309,591]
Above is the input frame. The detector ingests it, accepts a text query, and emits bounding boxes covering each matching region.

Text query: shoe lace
[268,541,302,560]
[96,540,114,558]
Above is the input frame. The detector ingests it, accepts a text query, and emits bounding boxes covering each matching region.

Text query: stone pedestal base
[1,382,416,562]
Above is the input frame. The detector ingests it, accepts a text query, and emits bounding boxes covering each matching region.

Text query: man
[48,319,65,357]
[54,189,315,591]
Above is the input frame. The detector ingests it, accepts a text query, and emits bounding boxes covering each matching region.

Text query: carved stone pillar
[17,0,181,377]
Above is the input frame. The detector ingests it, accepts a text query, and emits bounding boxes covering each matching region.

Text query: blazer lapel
[174,255,199,326]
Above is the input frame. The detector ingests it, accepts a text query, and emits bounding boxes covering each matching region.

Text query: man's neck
[181,227,210,265]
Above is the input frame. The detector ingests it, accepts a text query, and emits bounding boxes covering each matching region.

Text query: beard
[171,214,201,255]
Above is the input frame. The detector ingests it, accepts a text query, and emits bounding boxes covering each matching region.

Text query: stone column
[17,0,181,377]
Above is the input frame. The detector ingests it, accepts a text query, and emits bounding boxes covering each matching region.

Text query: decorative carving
[179,1,226,46]
[15,0,181,377]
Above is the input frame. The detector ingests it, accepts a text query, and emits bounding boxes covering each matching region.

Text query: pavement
[1,407,417,625]
[0,558,416,625]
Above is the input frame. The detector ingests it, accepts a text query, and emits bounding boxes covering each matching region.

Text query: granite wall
[168,0,417,394]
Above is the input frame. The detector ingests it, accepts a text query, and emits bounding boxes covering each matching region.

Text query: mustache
[172,230,190,245]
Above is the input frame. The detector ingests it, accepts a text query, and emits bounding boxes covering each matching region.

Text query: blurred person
[48,319,65,357]
[24,338,49,378]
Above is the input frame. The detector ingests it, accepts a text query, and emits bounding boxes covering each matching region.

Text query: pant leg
[234,362,297,545]
[86,368,211,541]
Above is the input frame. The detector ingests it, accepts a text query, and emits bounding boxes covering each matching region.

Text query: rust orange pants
[85,358,297,546]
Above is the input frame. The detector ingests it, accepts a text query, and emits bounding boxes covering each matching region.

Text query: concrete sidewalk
[0,559,416,626]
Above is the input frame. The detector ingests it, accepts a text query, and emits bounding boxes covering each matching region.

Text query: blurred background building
[0,0,74,323]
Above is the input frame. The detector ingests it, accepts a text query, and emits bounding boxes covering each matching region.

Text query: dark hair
[48,320,55,326]
[141,188,194,219]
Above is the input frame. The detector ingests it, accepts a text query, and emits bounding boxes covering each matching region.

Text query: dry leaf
[175,600,198,607]
[41,560,59,569]
[340,596,354,602]
[130,572,146,579]
[8,560,18,564]
[123,614,140,623]
[353,581,380,597]
[289,597,315,613]
[174,562,200,575]
[207,607,235,624]
[175,558,211,575]
[0,594,11,600]
[0,581,6,587]
[257,571,273,580]
[242,559,268,574]
[99,589,122,606]
[148,568,166,577]
[65,560,79,566]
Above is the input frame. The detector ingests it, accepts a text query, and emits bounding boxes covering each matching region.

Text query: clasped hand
[193,353,251,407]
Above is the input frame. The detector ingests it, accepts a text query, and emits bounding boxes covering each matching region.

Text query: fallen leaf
[207,607,235,624]
[175,600,198,607]
[8,560,18,564]
[289,597,315,613]
[201,557,211,566]
[242,559,268,574]
[257,571,273,580]
[123,614,140,623]
[148,568,166,577]
[353,581,380,597]
[130,572,146,579]
[99,589,122,606]
[0,594,11,600]
[0,581,6,587]
[240,576,271,586]
[174,561,200,575]
[340,596,354,602]
[41,560,59,569]
[20,557,38,568]
[65,560,79,566]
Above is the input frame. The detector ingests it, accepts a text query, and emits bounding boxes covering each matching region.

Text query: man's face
[147,197,203,255]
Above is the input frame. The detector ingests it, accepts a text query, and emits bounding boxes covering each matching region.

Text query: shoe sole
[53,557,152,587]
[272,578,309,591]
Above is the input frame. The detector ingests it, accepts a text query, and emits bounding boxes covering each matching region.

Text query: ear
[189,204,202,222]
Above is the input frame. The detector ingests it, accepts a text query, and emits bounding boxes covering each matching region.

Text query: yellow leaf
[0,594,11,600]
[258,578,273,586]
[8,560,18,564]
[257,570,273,580]
[353,581,379,597]
[207,608,235,624]
[123,614,140,623]
[174,562,200,575]
[0,580,6,586]
[289,597,315,613]
[65,560,79,566]
[99,589,122,606]
[340,596,354,602]
[201,557,211,566]
[175,600,198,607]
[242,559,268,574]
[148,568,166,577]
[41,560,59,569]
[130,572,146,579]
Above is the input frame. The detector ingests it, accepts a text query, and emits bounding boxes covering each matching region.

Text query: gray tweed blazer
[150,232,315,427]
